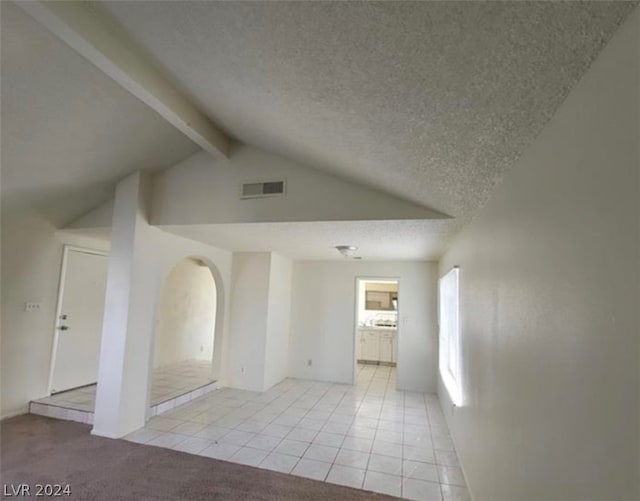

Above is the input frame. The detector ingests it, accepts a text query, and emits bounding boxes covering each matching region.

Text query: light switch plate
[25,302,42,312]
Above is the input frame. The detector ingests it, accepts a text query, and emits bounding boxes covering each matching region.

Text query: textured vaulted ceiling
[0,3,199,225]
[99,1,635,221]
[2,1,636,258]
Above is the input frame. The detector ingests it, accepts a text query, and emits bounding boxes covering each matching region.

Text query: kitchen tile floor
[33,359,215,412]
[125,364,470,501]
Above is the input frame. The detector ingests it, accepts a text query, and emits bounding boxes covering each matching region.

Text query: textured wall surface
[438,8,640,500]
[154,258,217,368]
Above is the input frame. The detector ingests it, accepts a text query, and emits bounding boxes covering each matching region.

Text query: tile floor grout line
[276,380,333,476]
[357,363,378,491]
[126,365,468,500]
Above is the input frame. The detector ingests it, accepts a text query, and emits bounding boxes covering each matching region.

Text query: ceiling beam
[15,0,230,159]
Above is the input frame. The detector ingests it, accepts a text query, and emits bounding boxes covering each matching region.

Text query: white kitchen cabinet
[358,331,366,359]
[392,333,398,363]
[358,328,397,364]
[362,330,380,360]
[379,332,394,363]
[357,329,376,361]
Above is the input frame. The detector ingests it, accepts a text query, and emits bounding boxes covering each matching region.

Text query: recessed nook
[149,257,219,415]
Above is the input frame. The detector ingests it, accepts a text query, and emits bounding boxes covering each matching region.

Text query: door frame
[47,245,109,395]
[352,276,401,385]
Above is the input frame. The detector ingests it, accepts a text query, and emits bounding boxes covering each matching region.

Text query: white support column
[92,171,152,438]
[227,252,293,392]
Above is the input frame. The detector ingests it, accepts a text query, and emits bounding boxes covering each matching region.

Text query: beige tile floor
[125,364,470,501]
[34,359,215,412]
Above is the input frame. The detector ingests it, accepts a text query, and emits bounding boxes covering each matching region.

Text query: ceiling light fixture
[335,245,358,258]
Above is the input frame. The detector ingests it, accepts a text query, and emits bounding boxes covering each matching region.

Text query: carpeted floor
[1,414,398,500]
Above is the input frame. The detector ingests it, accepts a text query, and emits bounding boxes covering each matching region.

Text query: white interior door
[50,248,108,393]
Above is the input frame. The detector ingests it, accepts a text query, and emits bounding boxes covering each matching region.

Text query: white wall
[437,9,640,501]
[153,258,217,368]
[264,253,293,389]
[289,261,438,392]
[0,205,110,418]
[151,144,442,225]
[227,252,270,391]
[227,252,293,392]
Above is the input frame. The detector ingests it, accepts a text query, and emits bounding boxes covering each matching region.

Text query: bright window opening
[439,267,462,406]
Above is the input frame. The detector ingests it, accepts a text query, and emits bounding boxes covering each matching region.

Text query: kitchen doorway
[353,277,399,386]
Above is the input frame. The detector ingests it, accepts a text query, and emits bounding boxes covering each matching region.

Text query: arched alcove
[149,256,222,408]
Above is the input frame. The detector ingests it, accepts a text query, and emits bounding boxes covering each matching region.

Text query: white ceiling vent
[240,180,286,199]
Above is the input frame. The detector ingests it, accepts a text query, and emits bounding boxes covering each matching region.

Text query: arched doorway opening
[150,257,218,408]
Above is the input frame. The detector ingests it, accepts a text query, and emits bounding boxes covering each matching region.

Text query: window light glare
[439,267,463,406]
